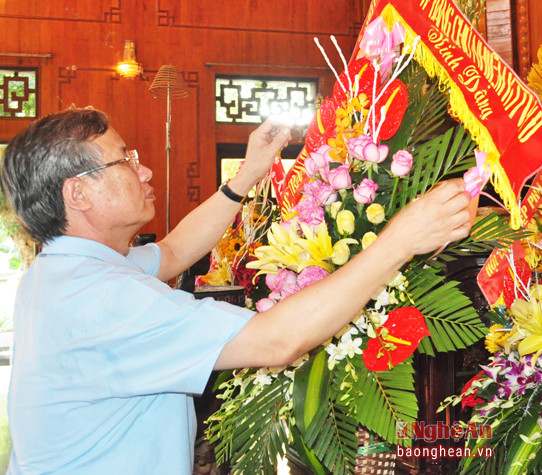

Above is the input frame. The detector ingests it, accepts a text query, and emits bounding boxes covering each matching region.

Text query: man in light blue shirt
[0,109,473,473]
[9,235,254,474]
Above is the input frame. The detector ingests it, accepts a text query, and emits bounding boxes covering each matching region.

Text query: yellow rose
[336,209,355,236]
[329,201,342,219]
[361,231,377,249]
[332,242,351,265]
[366,203,385,224]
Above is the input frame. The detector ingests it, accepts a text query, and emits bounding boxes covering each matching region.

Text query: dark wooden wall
[483,0,542,80]
[0,1,364,239]
[0,0,540,240]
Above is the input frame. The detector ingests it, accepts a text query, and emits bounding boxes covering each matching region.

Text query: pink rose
[297,266,329,289]
[353,178,379,204]
[304,156,319,178]
[295,198,325,228]
[266,269,299,298]
[327,164,352,190]
[346,135,373,160]
[362,143,389,163]
[311,144,334,167]
[304,180,337,206]
[391,150,413,176]
[256,297,277,312]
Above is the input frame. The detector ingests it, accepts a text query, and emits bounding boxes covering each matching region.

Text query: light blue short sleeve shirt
[7,236,254,474]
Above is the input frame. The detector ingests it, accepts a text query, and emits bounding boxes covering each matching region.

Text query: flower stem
[388,177,399,214]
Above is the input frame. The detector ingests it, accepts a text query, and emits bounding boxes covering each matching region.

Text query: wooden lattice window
[0,68,38,118]
[215,76,317,126]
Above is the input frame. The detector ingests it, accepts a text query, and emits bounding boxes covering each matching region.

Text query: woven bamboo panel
[355,428,396,475]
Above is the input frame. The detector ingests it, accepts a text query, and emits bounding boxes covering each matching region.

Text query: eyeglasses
[75,150,139,178]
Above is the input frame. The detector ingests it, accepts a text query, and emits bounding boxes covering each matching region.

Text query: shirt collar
[41,235,140,270]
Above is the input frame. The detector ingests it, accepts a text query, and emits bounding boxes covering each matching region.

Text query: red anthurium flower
[363,307,430,371]
[460,371,486,409]
[305,98,338,155]
[372,78,408,141]
[502,257,531,309]
[332,58,408,142]
[333,58,378,107]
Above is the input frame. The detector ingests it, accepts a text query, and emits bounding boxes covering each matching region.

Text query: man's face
[85,127,156,234]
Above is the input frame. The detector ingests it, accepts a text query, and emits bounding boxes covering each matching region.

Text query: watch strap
[220,182,246,204]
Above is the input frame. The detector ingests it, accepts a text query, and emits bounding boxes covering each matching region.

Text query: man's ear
[63,177,92,212]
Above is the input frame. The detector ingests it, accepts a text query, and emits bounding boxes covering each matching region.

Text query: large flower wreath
[205,8,523,475]
[440,229,542,474]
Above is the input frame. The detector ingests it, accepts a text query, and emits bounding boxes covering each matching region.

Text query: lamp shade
[117,40,142,79]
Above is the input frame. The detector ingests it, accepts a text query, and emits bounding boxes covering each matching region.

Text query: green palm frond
[406,265,487,356]
[207,374,291,474]
[303,402,359,474]
[460,445,503,475]
[290,350,359,473]
[389,64,449,153]
[390,125,476,214]
[435,212,527,262]
[291,349,330,474]
[353,356,418,445]
[406,83,450,151]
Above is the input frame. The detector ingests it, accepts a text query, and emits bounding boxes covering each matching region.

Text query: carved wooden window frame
[215,75,318,125]
[0,67,39,118]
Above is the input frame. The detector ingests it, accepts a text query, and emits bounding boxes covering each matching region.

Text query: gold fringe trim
[381,5,522,228]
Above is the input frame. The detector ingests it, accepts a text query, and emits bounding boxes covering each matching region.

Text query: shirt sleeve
[97,273,254,398]
[126,243,161,276]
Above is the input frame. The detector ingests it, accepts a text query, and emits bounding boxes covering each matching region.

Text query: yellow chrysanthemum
[484,324,511,354]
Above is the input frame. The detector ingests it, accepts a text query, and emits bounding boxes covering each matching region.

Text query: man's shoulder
[38,236,161,276]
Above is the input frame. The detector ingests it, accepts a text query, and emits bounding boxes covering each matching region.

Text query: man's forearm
[156,121,291,282]
[156,186,246,281]
[214,224,410,369]
[215,179,472,370]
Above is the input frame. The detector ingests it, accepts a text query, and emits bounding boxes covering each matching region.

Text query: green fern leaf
[388,65,449,152]
[303,402,358,474]
[436,213,527,263]
[390,125,476,214]
[405,266,486,354]
[209,375,291,475]
[295,355,361,474]
[352,355,417,445]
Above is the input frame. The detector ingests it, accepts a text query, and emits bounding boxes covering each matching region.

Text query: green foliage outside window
[0,69,37,118]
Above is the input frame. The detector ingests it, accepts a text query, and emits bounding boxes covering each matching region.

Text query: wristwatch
[220,181,246,204]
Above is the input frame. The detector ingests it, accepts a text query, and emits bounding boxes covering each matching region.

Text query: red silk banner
[277,0,542,227]
[477,171,542,306]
